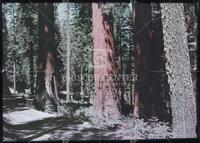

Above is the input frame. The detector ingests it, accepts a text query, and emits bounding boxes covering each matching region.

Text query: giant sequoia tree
[106,3,134,114]
[160,3,197,138]
[132,3,169,120]
[92,3,122,120]
[34,3,61,113]
[132,3,149,118]
[132,3,155,118]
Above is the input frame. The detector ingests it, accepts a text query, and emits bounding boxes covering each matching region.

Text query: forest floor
[3,93,173,141]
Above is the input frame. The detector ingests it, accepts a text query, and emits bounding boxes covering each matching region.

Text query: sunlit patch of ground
[3,94,172,141]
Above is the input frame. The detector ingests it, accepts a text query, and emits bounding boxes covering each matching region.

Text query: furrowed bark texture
[133,3,157,118]
[92,3,121,120]
[160,3,197,138]
[34,3,60,112]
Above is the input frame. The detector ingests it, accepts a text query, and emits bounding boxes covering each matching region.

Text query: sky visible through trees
[2,2,199,141]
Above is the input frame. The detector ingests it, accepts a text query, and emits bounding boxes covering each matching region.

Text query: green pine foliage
[4,3,38,93]
[58,3,93,99]
[70,3,93,93]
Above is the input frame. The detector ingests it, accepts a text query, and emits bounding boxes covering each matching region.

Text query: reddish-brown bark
[133,3,154,118]
[133,3,169,120]
[34,3,61,112]
[92,3,122,120]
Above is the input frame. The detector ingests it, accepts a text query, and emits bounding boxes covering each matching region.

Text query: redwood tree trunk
[133,3,168,120]
[34,3,61,112]
[132,3,154,118]
[92,3,122,120]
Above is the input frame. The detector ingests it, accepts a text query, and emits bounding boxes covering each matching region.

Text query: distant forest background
[2,2,199,139]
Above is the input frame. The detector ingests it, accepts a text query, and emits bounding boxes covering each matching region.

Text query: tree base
[33,90,57,113]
